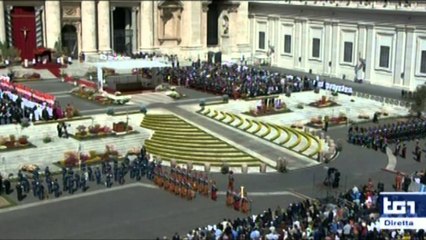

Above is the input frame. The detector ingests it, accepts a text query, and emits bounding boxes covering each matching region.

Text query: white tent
[89,59,172,91]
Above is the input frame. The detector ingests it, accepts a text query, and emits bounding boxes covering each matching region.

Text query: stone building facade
[249,1,426,90]
[0,0,250,61]
[0,0,425,90]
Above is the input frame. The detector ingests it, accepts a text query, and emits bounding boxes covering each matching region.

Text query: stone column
[97,0,111,53]
[393,25,405,86]
[132,7,138,53]
[293,19,302,68]
[110,7,115,51]
[0,0,6,43]
[140,1,154,51]
[403,26,415,89]
[323,21,332,75]
[44,1,61,49]
[364,24,374,82]
[81,0,97,53]
[299,18,308,70]
[201,3,208,48]
[330,21,339,77]
[357,23,367,60]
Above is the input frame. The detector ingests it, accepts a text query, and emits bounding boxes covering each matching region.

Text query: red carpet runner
[33,63,65,78]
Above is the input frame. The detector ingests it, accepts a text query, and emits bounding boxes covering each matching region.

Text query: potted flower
[18,135,29,145]
[199,99,206,109]
[222,94,229,103]
[43,135,52,143]
[140,104,147,114]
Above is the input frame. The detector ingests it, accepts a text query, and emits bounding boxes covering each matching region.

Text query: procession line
[0,182,157,214]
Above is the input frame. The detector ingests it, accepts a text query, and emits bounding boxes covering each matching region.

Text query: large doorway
[61,25,78,59]
[206,0,221,46]
[11,7,37,60]
[113,7,133,55]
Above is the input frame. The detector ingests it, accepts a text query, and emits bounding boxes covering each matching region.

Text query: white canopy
[89,59,172,91]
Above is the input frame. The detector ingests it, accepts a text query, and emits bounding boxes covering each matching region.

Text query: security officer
[44,166,51,180]
[74,173,81,190]
[46,176,53,194]
[3,177,10,194]
[38,184,45,200]
[105,173,112,188]
[80,175,87,192]
[401,143,407,158]
[16,182,23,201]
[0,174,3,195]
[53,179,61,198]
[88,166,94,182]
[95,167,101,185]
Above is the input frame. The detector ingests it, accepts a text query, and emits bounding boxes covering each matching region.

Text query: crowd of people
[347,118,426,161]
[161,62,318,99]
[180,178,425,240]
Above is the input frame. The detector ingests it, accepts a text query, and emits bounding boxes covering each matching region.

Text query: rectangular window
[258,31,265,50]
[284,34,292,53]
[312,38,320,58]
[379,46,390,68]
[343,42,353,63]
[421,51,426,74]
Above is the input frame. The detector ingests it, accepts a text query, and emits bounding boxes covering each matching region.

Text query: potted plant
[222,94,229,103]
[140,104,147,114]
[42,135,52,143]
[297,103,304,109]
[18,135,28,145]
[106,107,114,116]
[199,99,206,109]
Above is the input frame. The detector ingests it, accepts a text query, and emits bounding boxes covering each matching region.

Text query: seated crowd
[161,62,318,99]
[180,179,425,240]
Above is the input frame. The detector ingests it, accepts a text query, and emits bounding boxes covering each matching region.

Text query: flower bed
[166,88,186,100]
[57,146,121,167]
[70,86,130,105]
[0,135,35,152]
[305,114,349,129]
[308,95,340,108]
[242,107,292,117]
[13,72,41,81]
[70,123,137,141]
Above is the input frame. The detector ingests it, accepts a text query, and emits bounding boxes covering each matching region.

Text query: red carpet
[33,63,66,78]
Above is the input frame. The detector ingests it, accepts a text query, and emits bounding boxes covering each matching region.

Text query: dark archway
[113,7,132,54]
[61,25,78,59]
[206,0,221,46]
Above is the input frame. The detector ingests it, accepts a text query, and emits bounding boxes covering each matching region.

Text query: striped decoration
[5,7,12,47]
[35,7,43,47]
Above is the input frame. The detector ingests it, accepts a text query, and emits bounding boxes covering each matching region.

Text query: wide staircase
[199,108,323,160]
[141,114,263,168]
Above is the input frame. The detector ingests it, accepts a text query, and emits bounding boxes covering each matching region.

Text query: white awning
[89,59,172,70]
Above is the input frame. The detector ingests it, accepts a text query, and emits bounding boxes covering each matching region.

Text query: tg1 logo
[383,197,416,215]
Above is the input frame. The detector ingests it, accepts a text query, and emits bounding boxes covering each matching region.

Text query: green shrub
[106,108,114,116]
[140,104,147,114]
[222,94,229,103]
[199,99,206,108]
[221,163,229,174]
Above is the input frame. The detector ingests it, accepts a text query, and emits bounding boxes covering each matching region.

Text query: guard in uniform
[95,167,102,184]
[226,190,234,206]
[174,180,181,196]
[168,178,175,193]
[53,179,61,198]
[401,143,407,158]
[203,175,209,197]
[233,192,241,211]
[163,174,170,190]
[241,197,250,214]
[16,182,23,201]
[3,177,10,194]
[211,181,218,201]
[0,174,3,195]
[180,180,187,199]
[394,140,401,156]
[228,171,235,191]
